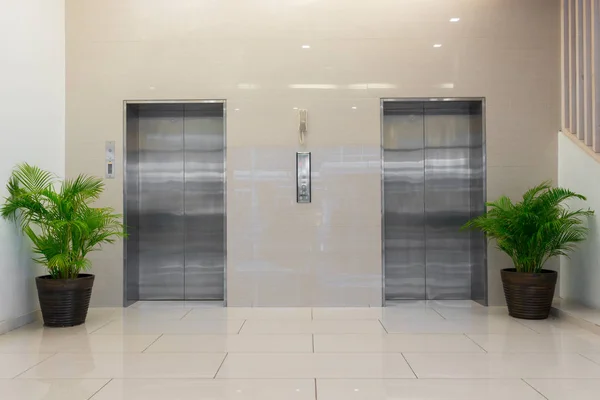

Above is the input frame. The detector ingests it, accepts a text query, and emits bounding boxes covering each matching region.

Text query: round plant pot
[501,268,557,320]
[35,274,95,327]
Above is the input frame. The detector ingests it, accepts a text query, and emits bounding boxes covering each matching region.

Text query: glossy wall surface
[383,101,485,301]
[66,0,561,306]
[125,103,225,301]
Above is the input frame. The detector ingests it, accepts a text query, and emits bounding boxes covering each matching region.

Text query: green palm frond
[2,164,126,279]
[462,182,594,273]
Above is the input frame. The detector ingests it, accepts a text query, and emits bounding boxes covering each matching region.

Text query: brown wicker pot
[35,274,95,327]
[501,268,557,320]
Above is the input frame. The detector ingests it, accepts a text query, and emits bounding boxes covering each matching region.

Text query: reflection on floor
[1,301,600,399]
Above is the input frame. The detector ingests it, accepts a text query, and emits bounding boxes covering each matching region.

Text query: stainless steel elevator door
[183,104,225,300]
[383,100,484,301]
[424,102,472,299]
[383,103,426,300]
[138,106,186,300]
[135,103,225,301]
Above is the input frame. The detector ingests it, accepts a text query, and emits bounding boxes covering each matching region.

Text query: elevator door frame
[122,99,227,306]
[380,97,488,306]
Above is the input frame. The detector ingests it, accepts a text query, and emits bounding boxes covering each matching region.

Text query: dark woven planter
[501,268,557,320]
[35,274,95,327]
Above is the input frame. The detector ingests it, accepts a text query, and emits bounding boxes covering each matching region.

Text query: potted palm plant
[1,164,125,327]
[463,182,593,319]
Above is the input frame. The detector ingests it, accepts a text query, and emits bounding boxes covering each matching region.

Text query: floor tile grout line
[401,352,419,379]
[179,309,193,320]
[462,333,488,353]
[87,378,113,400]
[237,320,247,334]
[88,319,115,335]
[142,333,164,353]
[314,378,318,400]
[378,319,389,334]
[512,319,541,334]
[10,352,57,379]
[312,334,315,353]
[577,352,600,365]
[311,308,314,320]
[213,353,228,379]
[521,378,549,399]
[431,308,447,320]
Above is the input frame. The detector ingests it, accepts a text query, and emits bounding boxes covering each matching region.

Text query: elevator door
[136,103,225,300]
[382,100,484,301]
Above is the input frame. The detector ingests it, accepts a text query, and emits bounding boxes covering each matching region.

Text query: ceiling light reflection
[347,83,397,89]
[450,17,460,22]
[289,84,337,89]
[237,83,260,89]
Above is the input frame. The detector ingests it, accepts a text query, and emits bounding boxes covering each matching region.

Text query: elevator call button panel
[296,152,311,203]
[105,141,115,179]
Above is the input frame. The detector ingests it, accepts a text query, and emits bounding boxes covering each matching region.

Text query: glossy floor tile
[312,307,446,322]
[316,379,545,400]
[380,316,537,334]
[403,353,600,378]
[0,353,54,378]
[314,334,485,353]
[145,334,313,353]
[239,319,385,334]
[0,334,160,353]
[18,353,226,379]
[525,378,600,400]
[184,307,312,320]
[0,379,109,400]
[518,318,593,334]
[3,301,599,399]
[91,319,245,335]
[467,333,600,353]
[91,379,316,400]
[216,353,416,378]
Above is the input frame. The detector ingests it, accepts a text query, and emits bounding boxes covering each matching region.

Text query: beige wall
[558,132,600,308]
[1,0,65,333]
[66,0,561,307]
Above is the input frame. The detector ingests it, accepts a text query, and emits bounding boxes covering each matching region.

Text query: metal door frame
[122,99,228,306]
[380,97,487,306]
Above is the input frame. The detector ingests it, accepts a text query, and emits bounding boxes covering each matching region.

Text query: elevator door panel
[183,105,225,300]
[383,100,485,302]
[383,103,426,300]
[138,107,185,300]
[424,103,472,299]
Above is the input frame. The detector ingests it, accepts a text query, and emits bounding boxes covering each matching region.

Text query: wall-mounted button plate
[296,152,311,203]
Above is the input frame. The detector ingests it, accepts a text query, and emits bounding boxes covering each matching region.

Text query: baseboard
[0,310,41,335]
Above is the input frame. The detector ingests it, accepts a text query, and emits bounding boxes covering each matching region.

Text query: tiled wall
[66,0,561,306]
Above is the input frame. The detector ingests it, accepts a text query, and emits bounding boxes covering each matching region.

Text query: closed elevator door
[382,100,485,301]
[135,103,225,300]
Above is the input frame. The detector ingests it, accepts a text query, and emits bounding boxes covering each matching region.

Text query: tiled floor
[1,301,600,399]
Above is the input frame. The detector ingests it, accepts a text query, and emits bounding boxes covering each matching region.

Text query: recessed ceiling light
[351,106,357,110]
[302,45,311,49]
[433,44,442,48]
[450,17,460,22]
